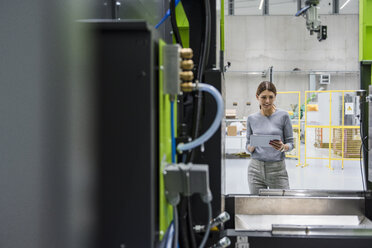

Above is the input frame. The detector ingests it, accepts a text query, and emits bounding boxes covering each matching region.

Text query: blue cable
[171,100,176,164]
[161,221,174,248]
[155,0,181,29]
[295,5,310,16]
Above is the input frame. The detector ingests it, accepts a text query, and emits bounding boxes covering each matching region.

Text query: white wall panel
[224,15,359,118]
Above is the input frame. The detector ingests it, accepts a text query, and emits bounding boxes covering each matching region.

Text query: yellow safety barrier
[304,90,361,170]
[277,91,301,166]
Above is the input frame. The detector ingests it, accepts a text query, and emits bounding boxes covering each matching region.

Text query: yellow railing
[277,91,301,166]
[304,90,361,170]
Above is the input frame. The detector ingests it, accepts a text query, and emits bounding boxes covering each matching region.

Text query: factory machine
[77,1,372,248]
[71,0,372,247]
[76,0,227,247]
[3,1,372,248]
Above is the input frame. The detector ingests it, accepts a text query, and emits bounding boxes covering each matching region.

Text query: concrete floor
[224,153,364,195]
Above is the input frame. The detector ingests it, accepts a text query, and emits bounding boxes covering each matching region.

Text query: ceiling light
[340,0,351,10]
[259,0,264,10]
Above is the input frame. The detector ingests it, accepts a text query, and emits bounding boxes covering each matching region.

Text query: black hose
[360,140,367,191]
[173,206,179,248]
[198,202,212,248]
[189,0,211,163]
[170,0,183,47]
[187,197,197,248]
[195,0,211,84]
[188,91,202,163]
[358,100,368,192]
[360,101,369,152]
[204,0,211,75]
[179,199,190,248]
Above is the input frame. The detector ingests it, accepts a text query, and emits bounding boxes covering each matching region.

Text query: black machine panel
[83,21,158,248]
[192,70,224,225]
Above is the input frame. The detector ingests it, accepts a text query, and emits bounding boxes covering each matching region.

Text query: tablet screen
[250,135,281,147]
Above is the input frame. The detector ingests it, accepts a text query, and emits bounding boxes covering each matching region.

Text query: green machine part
[158,0,226,237]
[359,0,372,84]
[158,39,177,239]
[158,3,189,240]
[359,0,372,62]
[174,1,225,52]
[221,0,225,52]
[158,2,190,239]
[174,2,190,47]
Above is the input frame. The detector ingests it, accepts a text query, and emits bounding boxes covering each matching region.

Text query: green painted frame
[158,39,178,239]
[360,0,372,61]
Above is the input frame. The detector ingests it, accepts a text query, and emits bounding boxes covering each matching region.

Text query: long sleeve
[246,117,253,153]
[283,113,294,152]
[247,110,294,161]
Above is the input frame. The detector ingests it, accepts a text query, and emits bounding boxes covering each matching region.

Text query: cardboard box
[227,125,237,136]
[225,109,237,119]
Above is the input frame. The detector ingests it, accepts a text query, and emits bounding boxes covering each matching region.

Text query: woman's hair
[256,81,277,96]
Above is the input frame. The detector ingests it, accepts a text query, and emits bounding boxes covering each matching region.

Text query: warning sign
[345,103,354,115]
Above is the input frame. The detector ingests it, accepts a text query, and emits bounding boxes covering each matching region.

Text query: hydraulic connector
[180,48,193,59]
[179,48,195,93]
[181,60,194,70]
[181,82,196,92]
[209,237,231,248]
[180,71,194,81]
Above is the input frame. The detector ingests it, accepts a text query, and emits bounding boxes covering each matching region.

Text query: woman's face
[257,90,276,110]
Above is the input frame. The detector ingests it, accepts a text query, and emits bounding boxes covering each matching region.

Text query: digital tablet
[250,134,281,147]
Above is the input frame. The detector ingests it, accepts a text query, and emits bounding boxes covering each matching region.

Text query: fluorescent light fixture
[340,0,351,10]
[259,0,264,10]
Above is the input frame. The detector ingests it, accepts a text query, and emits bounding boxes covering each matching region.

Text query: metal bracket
[163,163,212,206]
[163,44,181,95]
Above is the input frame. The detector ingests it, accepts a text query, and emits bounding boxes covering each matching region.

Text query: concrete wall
[229,0,359,16]
[224,14,359,118]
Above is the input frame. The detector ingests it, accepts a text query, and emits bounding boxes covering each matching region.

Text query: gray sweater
[246,109,294,162]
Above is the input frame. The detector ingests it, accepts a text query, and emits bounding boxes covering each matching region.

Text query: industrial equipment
[224,190,372,248]
[80,1,370,247]
[77,1,225,247]
[73,1,372,248]
[295,0,327,41]
[2,1,372,248]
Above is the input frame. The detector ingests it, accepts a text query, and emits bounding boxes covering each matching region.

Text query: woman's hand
[269,139,287,152]
[247,145,255,153]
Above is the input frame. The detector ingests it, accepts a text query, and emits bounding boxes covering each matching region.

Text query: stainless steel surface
[235,214,361,231]
[163,44,181,95]
[225,228,372,238]
[235,195,365,216]
[233,193,372,237]
[225,70,359,75]
[258,189,365,197]
[272,218,372,236]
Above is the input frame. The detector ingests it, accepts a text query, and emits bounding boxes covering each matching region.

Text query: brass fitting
[181,82,195,92]
[180,60,194,70]
[180,48,193,59]
[180,71,194,81]
[179,48,194,93]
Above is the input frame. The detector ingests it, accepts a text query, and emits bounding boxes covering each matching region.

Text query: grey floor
[224,149,364,195]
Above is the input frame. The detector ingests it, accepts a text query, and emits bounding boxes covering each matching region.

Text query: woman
[246,81,294,194]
